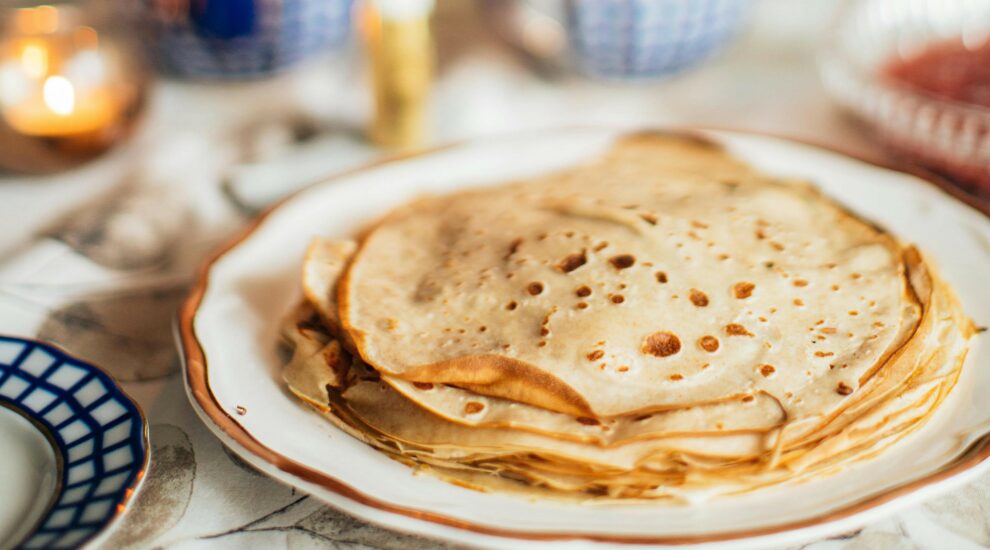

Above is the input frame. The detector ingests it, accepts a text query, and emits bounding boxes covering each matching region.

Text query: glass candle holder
[0,1,151,174]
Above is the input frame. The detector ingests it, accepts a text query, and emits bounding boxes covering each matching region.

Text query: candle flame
[43,75,74,116]
[20,42,49,79]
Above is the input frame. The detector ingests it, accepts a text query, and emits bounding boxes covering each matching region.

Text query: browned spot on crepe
[725,323,753,337]
[698,335,720,352]
[504,237,523,261]
[609,254,636,270]
[556,251,587,273]
[734,282,755,299]
[641,331,681,357]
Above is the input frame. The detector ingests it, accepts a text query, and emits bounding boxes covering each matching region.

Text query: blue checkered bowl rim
[0,336,149,550]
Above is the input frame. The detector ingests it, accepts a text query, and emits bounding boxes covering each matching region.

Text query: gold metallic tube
[361,0,435,150]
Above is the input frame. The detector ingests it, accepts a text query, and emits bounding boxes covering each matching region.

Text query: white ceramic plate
[179,129,990,549]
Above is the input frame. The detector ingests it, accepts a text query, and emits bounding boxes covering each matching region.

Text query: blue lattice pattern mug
[567,0,751,79]
[145,0,353,79]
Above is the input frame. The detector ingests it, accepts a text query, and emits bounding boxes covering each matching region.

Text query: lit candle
[0,3,148,173]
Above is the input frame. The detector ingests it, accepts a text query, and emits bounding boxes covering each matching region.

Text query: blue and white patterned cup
[145,0,353,79]
[567,0,750,79]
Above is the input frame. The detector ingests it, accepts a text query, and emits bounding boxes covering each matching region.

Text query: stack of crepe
[281,133,973,500]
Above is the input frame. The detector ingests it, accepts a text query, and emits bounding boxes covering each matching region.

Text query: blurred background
[2,0,988,253]
[0,0,987,253]
[2,1,990,547]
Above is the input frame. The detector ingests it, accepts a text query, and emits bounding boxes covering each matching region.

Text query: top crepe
[339,133,922,420]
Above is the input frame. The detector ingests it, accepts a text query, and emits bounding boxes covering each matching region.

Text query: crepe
[282,132,974,500]
[341,140,918,421]
[301,236,787,445]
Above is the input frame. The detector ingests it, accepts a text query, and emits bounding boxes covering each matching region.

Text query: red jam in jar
[881,39,990,195]
[885,40,990,107]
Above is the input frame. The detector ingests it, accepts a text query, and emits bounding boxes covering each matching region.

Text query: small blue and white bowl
[567,0,751,79]
[0,336,148,550]
[146,0,354,79]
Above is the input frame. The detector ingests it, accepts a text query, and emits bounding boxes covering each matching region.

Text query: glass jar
[0,0,151,173]
[820,0,990,195]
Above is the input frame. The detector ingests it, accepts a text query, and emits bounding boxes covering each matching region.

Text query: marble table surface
[0,1,987,548]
